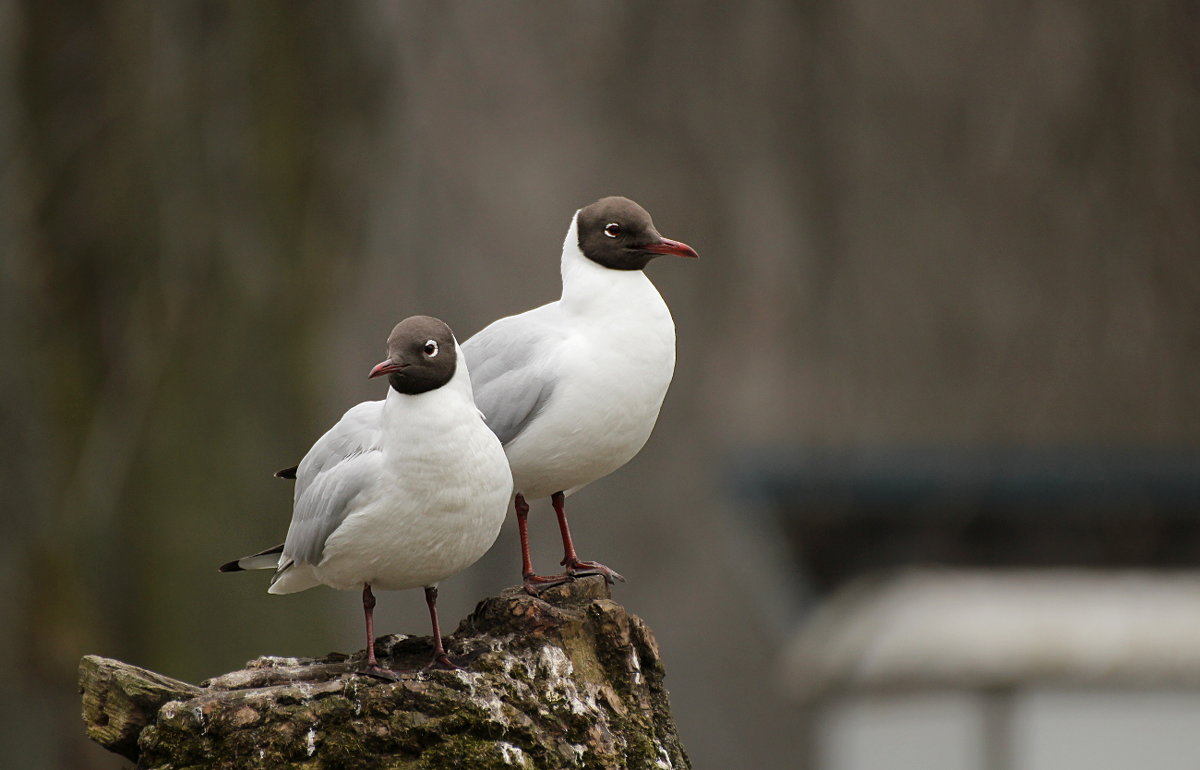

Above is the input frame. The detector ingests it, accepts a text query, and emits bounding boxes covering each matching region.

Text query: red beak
[641,237,699,259]
[369,360,405,379]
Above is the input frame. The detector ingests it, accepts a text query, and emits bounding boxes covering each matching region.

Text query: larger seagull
[221,316,513,676]
[462,196,698,594]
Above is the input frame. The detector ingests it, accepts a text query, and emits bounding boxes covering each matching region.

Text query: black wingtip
[221,543,285,573]
[275,465,298,480]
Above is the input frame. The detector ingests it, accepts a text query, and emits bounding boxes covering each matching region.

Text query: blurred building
[736,448,1200,769]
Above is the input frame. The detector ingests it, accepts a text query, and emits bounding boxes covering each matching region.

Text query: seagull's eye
[604,223,622,238]
[423,340,439,357]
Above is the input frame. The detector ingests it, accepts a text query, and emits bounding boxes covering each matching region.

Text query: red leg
[423,585,459,670]
[517,492,574,595]
[360,584,400,679]
[516,494,536,579]
[553,491,581,566]
[553,491,625,585]
[363,584,378,666]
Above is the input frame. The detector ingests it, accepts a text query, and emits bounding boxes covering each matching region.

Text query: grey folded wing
[277,451,382,571]
[293,400,383,501]
[462,309,562,447]
[277,400,387,571]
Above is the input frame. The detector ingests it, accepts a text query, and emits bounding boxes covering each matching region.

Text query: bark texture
[79,577,690,769]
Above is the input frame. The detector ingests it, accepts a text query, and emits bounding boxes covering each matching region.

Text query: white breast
[505,252,677,500]
[310,364,513,591]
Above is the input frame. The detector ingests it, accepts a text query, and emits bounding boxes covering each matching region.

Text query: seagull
[220,315,513,676]
[462,196,698,595]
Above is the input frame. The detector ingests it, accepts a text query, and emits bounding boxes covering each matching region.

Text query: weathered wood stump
[79,577,690,769]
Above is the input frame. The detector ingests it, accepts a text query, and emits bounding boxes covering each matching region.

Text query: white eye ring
[423,340,439,357]
[604,223,621,238]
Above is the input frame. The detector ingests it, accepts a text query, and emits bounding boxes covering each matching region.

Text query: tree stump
[79,577,690,769]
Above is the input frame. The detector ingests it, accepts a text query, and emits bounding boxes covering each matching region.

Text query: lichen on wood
[79,577,690,769]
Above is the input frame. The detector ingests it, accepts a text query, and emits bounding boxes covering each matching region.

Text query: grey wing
[293,400,384,502]
[277,400,386,569]
[462,307,563,446]
[278,450,382,569]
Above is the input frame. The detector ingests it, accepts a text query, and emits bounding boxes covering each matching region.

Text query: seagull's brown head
[576,196,699,271]
[369,315,459,395]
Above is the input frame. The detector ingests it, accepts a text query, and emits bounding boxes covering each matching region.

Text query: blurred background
[3,1,1200,768]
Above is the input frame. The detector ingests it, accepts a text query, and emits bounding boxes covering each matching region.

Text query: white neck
[559,212,662,317]
[381,342,476,423]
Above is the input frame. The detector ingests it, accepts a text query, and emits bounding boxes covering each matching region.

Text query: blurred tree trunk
[4,3,389,766]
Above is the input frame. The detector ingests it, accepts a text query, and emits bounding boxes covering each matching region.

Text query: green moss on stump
[81,577,690,769]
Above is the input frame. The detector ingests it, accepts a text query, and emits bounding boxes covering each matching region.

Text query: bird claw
[359,664,402,682]
[522,560,625,595]
[424,646,486,671]
[423,654,464,671]
[564,559,625,585]
[522,572,575,596]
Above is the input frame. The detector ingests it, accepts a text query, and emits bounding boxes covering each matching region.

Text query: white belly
[505,317,675,500]
[313,488,508,591]
[312,419,512,591]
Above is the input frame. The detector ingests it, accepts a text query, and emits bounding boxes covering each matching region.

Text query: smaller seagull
[221,316,513,676]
